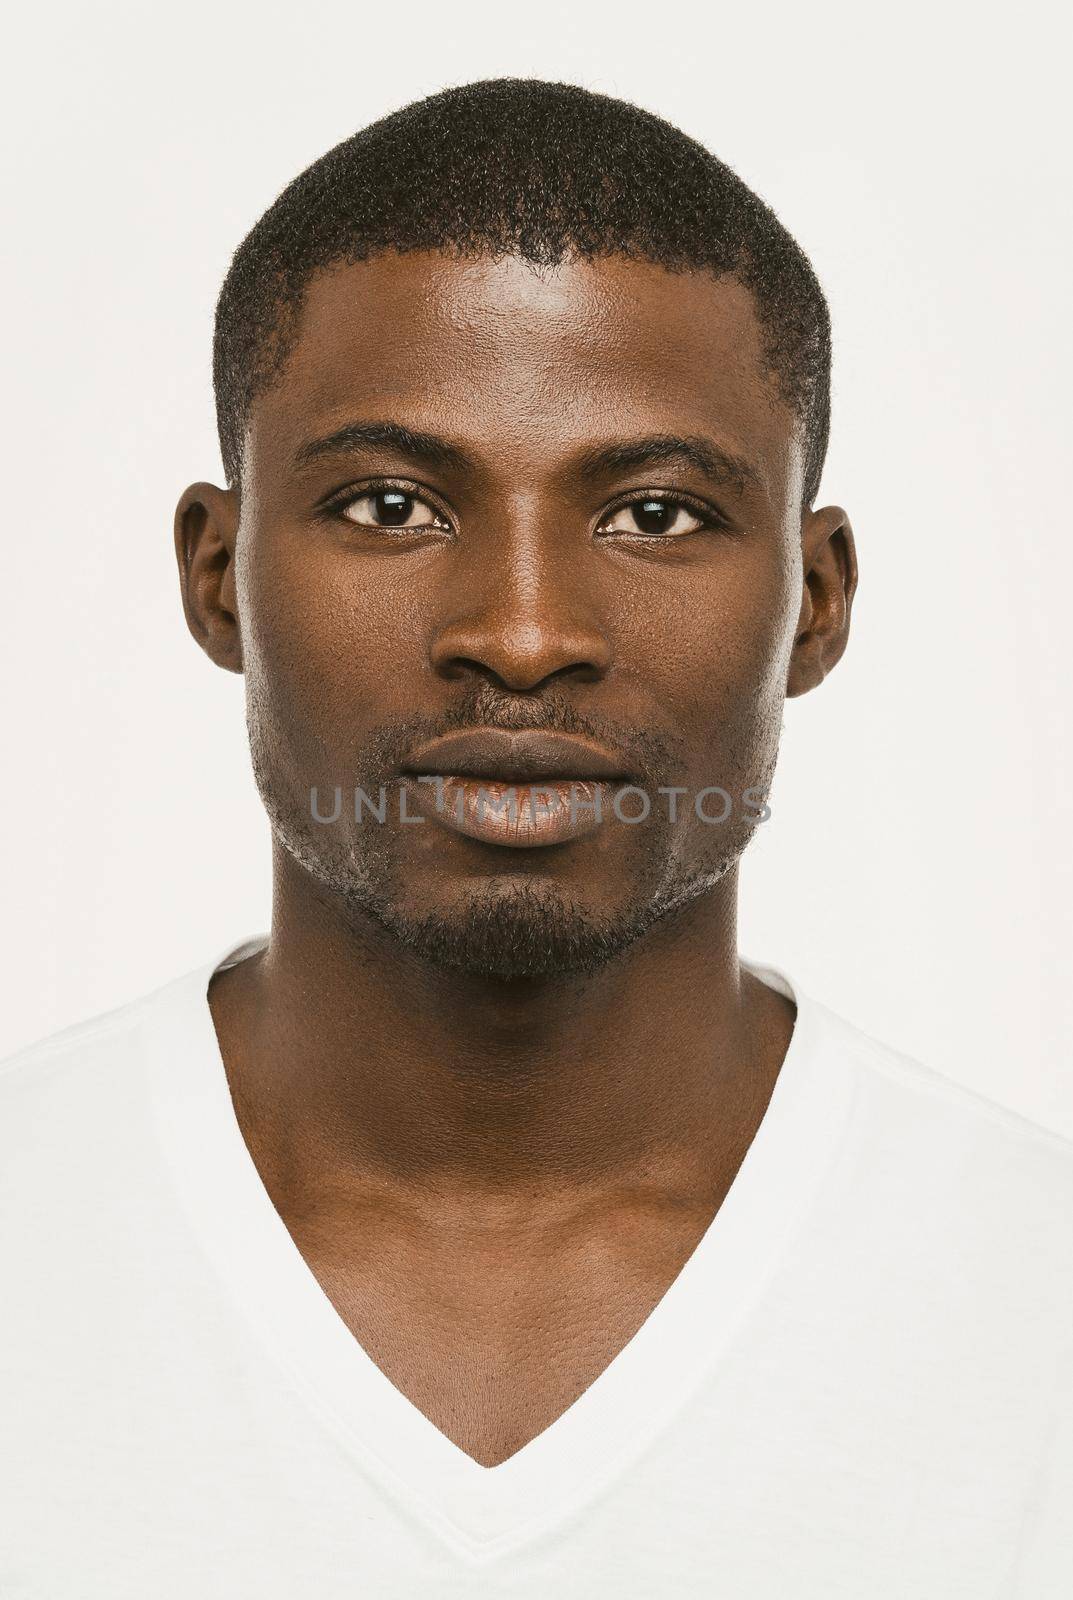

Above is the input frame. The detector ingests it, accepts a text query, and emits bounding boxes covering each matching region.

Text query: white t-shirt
[2,935,1071,1598]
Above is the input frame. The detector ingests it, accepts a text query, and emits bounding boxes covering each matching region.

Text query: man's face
[227,251,816,979]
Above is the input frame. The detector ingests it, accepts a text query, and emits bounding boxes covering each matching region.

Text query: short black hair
[213,77,831,504]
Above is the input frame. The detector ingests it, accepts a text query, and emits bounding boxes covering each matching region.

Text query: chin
[368,872,726,983]
[368,877,658,982]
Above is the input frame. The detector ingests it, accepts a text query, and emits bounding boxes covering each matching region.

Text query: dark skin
[175,250,856,1467]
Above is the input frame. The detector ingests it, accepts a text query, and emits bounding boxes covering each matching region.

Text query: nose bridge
[427,502,613,690]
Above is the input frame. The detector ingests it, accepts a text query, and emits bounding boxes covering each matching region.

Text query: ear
[786,504,858,698]
[174,482,243,674]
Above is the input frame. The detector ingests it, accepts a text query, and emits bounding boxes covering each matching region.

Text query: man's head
[177,78,856,981]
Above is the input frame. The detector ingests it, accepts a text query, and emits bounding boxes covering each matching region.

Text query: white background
[2,1,1069,1134]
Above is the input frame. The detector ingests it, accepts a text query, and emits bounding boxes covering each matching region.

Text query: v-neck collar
[145,934,856,1562]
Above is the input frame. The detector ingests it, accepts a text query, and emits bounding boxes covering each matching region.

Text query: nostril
[428,617,613,692]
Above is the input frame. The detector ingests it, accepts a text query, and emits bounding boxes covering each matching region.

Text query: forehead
[248,251,799,494]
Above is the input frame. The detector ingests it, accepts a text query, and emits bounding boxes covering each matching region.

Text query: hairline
[233,247,817,505]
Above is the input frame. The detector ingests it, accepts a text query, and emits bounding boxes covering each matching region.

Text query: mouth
[400,727,634,784]
[399,729,634,849]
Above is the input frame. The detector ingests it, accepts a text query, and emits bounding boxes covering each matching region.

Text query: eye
[597,496,718,539]
[330,485,451,532]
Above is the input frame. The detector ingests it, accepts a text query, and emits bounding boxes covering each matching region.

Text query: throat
[259,1167,755,1469]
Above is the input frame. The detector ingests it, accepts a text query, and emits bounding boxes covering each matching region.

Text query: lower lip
[409,776,615,848]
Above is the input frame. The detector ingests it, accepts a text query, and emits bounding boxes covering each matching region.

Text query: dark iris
[633,498,675,535]
[374,490,413,525]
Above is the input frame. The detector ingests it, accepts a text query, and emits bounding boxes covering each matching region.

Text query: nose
[428,545,614,692]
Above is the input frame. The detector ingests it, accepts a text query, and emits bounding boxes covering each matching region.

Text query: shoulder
[0,985,156,1097]
[0,935,262,1125]
[750,957,1073,1228]
[792,979,1073,1262]
[751,954,1071,1150]
[0,946,229,1205]
[0,984,170,1185]
[815,988,1073,1165]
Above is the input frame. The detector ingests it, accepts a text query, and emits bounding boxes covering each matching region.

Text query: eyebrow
[292,420,473,475]
[291,419,760,494]
[573,434,761,494]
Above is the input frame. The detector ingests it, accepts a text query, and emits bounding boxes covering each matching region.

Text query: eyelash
[598,490,730,538]
[320,479,450,532]
[319,478,730,538]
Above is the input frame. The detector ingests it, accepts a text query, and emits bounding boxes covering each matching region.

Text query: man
[2,77,1070,1597]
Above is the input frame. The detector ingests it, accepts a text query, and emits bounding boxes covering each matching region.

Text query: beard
[353,866,737,982]
[246,684,774,982]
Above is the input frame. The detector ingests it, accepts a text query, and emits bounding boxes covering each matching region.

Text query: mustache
[357,686,682,790]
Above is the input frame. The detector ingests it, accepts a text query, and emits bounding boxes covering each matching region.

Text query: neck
[208,847,795,1206]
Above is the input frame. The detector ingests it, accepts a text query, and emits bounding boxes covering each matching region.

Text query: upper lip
[400,729,633,783]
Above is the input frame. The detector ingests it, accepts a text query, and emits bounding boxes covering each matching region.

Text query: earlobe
[173,482,244,674]
[785,505,858,699]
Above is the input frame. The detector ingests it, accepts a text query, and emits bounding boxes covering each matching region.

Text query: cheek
[627,539,799,731]
[679,561,796,797]
[237,533,417,747]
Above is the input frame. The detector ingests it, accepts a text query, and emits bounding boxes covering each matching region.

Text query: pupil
[634,498,672,535]
[375,491,412,526]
